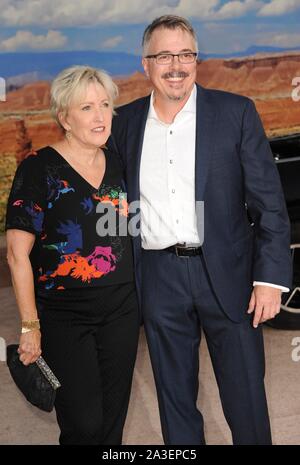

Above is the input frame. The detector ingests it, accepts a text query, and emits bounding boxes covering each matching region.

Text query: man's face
[142,27,197,103]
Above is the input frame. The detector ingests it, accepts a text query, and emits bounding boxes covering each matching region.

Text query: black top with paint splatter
[5,146,134,292]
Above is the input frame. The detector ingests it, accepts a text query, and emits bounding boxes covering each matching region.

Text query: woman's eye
[102,102,110,108]
[81,105,91,110]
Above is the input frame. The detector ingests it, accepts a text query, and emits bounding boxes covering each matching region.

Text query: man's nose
[170,55,181,69]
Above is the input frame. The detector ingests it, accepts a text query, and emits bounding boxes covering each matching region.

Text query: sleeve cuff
[253,281,290,293]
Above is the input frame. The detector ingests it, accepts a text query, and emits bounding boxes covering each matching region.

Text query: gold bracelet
[21,319,40,333]
[21,327,35,334]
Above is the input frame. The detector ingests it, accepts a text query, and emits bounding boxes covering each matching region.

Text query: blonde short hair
[50,65,119,130]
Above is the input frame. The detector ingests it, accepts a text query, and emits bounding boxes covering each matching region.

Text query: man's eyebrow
[155,48,194,54]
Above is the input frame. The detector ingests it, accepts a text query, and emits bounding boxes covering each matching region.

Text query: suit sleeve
[107,110,128,171]
[239,99,292,289]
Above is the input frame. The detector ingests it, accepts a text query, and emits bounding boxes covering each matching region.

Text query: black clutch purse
[6,344,61,412]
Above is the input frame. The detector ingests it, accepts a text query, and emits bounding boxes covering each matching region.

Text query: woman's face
[61,81,113,149]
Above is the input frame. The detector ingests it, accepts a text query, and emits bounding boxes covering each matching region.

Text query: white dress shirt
[139,85,289,292]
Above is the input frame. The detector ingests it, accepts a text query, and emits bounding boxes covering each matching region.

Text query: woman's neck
[55,138,102,167]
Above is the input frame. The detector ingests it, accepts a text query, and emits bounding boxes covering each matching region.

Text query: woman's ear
[58,111,70,132]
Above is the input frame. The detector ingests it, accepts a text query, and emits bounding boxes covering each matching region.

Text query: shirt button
[170,159,173,164]
[172,189,175,193]
[170,130,173,135]
[176,219,179,224]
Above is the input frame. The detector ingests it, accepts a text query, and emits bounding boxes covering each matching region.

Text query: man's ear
[142,58,150,78]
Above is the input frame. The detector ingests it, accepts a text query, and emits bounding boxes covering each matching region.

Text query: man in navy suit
[109,15,292,445]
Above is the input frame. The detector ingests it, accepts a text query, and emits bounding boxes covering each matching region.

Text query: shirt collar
[148,84,197,122]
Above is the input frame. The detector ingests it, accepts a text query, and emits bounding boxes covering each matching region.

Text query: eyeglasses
[145,52,198,65]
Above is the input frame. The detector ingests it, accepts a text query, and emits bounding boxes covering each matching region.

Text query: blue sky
[0,0,299,55]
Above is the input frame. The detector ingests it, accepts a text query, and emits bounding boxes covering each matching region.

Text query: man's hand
[247,285,282,328]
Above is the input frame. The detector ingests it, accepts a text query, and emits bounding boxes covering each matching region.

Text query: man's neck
[153,90,193,124]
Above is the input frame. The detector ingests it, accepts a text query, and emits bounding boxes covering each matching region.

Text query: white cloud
[170,0,221,18]
[0,30,67,51]
[213,0,263,20]
[0,0,222,26]
[0,0,297,31]
[258,0,300,16]
[257,32,300,47]
[102,35,123,49]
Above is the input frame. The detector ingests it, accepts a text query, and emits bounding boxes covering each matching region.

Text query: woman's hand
[18,330,42,365]
[7,229,41,366]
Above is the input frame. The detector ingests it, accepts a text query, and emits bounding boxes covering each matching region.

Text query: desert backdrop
[1,52,300,153]
[1,51,300,232]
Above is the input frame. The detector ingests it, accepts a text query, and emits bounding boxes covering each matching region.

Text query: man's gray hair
[142,15,198,56]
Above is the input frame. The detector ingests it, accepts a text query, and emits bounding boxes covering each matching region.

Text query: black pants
[36,282,140,445]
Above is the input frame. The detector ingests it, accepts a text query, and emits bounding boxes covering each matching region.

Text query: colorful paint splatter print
[5,146,134,291]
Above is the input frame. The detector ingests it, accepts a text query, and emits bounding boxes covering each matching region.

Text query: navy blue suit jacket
[109,84,292,322]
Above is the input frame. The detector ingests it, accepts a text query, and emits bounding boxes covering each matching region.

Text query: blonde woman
[6,66,139,445]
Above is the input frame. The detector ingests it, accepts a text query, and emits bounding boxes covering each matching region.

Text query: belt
[164,243,202,257]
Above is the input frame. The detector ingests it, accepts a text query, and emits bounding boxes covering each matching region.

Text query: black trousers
[36,281,140,445]
[141,249,272,445]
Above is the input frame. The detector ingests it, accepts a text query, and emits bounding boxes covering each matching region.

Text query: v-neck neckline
[47,145,107,192]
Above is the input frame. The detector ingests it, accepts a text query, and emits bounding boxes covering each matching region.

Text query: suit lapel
[195,85,217,200]
[127,86,216,202]
[126,97,150,202]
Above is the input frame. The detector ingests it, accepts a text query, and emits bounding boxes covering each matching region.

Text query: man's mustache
[162,71,189,79]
